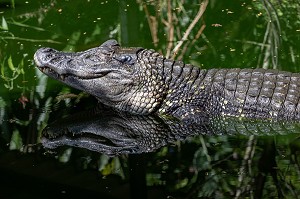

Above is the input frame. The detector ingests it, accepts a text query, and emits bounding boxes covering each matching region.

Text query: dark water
[1,0,300,198]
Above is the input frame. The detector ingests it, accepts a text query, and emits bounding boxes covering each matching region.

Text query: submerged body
[34,40,300,120]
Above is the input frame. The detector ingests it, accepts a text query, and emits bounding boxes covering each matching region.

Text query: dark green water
[1,0,300,198]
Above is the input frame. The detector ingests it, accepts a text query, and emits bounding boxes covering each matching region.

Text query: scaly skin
[41,105,300,155]
[34,40,300,120]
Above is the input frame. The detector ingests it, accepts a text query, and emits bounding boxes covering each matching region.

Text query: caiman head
[34,40,168,114]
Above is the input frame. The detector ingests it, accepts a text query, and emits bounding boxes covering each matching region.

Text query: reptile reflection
[41,106,300,155]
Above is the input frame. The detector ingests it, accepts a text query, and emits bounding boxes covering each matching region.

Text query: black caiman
[42,105,300,155]
[34,40,300,120]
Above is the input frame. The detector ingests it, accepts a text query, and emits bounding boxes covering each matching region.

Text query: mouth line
[38,66,110,81]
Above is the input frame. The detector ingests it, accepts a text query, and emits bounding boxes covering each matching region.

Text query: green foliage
[9,130,23,150]
[98,155,124,178]
[0,56,25,90]
[1,17,9,30]
[0,0,300,198]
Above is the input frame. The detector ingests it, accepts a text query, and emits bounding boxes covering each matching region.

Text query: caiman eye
[119,55,132,64]
[114,55,134,65]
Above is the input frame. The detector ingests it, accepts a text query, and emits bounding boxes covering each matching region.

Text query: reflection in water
[42,105,300,155]
[1,1,300,197]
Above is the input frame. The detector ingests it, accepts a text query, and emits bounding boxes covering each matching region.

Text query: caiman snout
[34,47,59,68]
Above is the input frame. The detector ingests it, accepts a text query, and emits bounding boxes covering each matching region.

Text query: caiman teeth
[60,74,66,81]
[39,67,66,80]
[40,67,54,73]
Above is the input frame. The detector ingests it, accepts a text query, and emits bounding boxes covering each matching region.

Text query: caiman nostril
[34,50,43,67]
[34,47,61,67]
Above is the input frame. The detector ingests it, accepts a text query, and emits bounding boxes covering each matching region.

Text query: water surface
[1,0,300,198]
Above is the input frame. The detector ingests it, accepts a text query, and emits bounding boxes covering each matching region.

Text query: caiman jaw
[34,47,110,81]
[34,52,65,81]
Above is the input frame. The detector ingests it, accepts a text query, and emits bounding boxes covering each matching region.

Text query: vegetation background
[0,0,300,198]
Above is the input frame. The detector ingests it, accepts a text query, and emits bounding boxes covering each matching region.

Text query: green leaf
[9,130,23,150]
[19,68,25,75]
[0,97,6,108]
[0,62,5,78]
[17,59,24,74]
[7,56,15,72]
[1,16,8,30]
[4,83,10,89]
